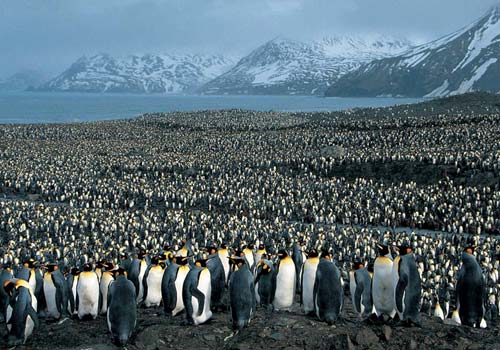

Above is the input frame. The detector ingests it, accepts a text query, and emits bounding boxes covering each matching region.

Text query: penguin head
[95,260,105,269]
[464,246,475,255]
[151,256,160,265]
[260,262,272,274]
[174,256,189,266]
[395,245,413,256]
[277,250,288,260]
[3,279,16,296]
[204,246,217,255]
[82,263,93,272]
[163,244,172,252]
[321,249,332,260]
[258,244,266,251]
[138,250,147,260]
[44,264,59,272]
[23,258,36,269]
[228,256,246,269]
[376,244,390,257]
[3,263,12,272]
[306,249,319,258]
[113,267,127,278]
[195,259,209,268]
[352,261,364,271]
[220,243,228,250]
[103,262,115,271]
[70,267,80,276]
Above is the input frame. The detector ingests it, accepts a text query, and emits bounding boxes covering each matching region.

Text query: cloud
[0,0,499,78]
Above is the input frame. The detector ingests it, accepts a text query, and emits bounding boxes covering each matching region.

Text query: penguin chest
[349,271,358,313]
[218,250,229,281]
[100,273,114,313]
[173,266,190,315]
[244,251,254,268]
[302,259,319,313]
[145,266,164,307]
[372,257,395,315]
[77,272,100,318]
[137,260,148,300]
[274,258,296,310]
[28,270,37,292]
[192,269,212,325]
[43,273,59,318]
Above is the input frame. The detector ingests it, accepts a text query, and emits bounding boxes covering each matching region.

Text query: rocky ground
[1,297,499,350]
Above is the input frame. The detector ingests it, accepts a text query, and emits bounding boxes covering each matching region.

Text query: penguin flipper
[354,281,363,313]
[28,305,39,328]
[142,267,151,304]
[395,276,408,314]
[165,279,176,312]
[191,288,205,316]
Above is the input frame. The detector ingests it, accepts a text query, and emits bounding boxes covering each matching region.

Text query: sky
[0,0,499,78]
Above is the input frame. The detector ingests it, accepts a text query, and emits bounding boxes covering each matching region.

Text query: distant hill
[0,70,46,91]
[325,7,500,98]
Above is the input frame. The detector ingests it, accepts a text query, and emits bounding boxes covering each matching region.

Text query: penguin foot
[224,330,239,342]
[57,317,69,325]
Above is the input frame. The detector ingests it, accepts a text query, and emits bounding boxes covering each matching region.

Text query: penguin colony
[0,93,499,346]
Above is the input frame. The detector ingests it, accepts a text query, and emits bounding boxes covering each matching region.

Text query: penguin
[394,245,422,325]
[4,279,39,346]
[273,250,296,311]
[128,251,148,304]
[243,244,255,271]
[349,261,373,320]
[433,296,445,321]
[161,256,190,316]
[76,263,100,320]
[99,262,115,314]
[254,244,267,266]
[43,264,69,320]
[205,246,225,311]
[456,247,486,327]
[372,244,396,319]
[66,267,80,315]
[142,256,165,308]
[107,268,137,346]
[16,259,37,293]
[228,255,255,333]
[301,249,320,315]
[313,251,343,325]
[217,244,230,285]
[0,264,14,322]
[292,239,306,293]
[254,257,276,308]
[182,259,213,325]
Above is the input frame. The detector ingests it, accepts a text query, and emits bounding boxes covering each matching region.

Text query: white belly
[219,252,229,283]
[100,272,114,314]
[172,266,190,316]
[144,267,164,307]
[43,275,60,319]
[302,260,318,313]
[273,262,296,310]
[191,269,212,325]
[349,271,358,313]
[77,275,100,319]
[372,259,395,317]
[137,260,148,303]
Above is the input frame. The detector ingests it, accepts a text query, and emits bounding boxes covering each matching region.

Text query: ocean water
[0,92,423,124]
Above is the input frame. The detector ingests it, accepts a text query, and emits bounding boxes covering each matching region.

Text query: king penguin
[254,256,276,308]
[107,268,137,346]
[129,250,148,304]
[205,246,226,311]
[76,263,100,320]
[301,249,320,315]
[43,264,69,320]
[349,261,373,320]
[313,251,343,325]
[4,279,39,346]
[66,267,80,315]
[142,256,165,308]
[182,259,213,325]
[99,262,115,315]
[456,247,486,327]
[217,244,230,285]
[162,256,191,316]
[372,244,396,320]
[273,250,296,311]
[228,255,255,333]
[393,245,422,325]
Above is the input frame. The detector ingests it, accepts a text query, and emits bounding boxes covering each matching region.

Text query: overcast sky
[0,0,499,78]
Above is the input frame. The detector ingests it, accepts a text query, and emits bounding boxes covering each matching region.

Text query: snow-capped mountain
[0,70,46,91]
[326,7,500,97]
[37,54,236,93]
[199,36,411,95]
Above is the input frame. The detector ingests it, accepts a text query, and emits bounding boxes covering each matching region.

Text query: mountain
[325,7,500,97]
[199,36,411,96]
[37,54,235,93]
[0,70,46,91]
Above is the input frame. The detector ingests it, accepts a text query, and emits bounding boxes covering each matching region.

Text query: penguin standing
[372,244,396,319]
[349,262,373,320]
[128,251,148,304]
[182,259,212,325]
[0,264,14,322]
[254,257,275,308]
[394,245,421,325]
[228,255,255,333]
[292,240,306,293]
[43,264,69,320]
[142,256,165,308]
[4,279,39,346]
[217,244,230,285]
[301,249,320,315]
[456,247,486,327]
[99,262,115,314]
[161,256,190,316]
[76,263,100,320]
[243,245,255,271]
[107,268,137,346]
[273,250,296,311]
[205,246,225,311]
[313,251,343,324]
[66,267,80,315]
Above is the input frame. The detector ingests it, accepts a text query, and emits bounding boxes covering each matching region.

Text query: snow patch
[454,58,497,94]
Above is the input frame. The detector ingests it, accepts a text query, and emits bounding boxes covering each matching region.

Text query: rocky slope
[0,70,46,91]
[325,7,500,97]
[199,36,411,96]
[36,54,235,94]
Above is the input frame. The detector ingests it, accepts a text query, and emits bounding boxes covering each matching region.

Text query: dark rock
[355,328,379,347]
[382,325,392,341]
